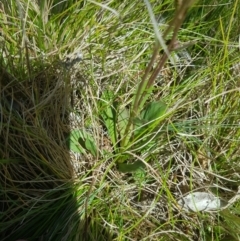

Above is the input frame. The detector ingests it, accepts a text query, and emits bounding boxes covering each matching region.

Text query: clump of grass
[1,0,240,241]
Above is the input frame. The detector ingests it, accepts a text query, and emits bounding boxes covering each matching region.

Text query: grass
[1,0,240,240]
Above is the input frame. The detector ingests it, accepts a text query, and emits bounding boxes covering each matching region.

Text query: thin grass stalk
[121,0,195,148]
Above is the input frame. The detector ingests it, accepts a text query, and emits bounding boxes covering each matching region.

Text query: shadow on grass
[0,64,113,241]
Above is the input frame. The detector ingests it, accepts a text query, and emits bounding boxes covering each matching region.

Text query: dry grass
[1,0,240,241]
[0,62,79,239]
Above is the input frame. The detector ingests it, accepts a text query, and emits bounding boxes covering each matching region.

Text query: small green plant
[67,0,195,173]
[96,1,195,173]
[99,91,167,172]
[66,129,97,157]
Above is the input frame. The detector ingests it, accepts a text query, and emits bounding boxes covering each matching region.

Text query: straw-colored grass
[1,0,240,241]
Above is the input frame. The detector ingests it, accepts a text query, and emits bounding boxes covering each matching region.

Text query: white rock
[178,192,222,212]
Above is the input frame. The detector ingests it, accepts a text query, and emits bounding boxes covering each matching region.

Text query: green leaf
[141,101,167,122]
[67,130,84,153]
[85,138,97,157]
[133,117,147,136]
[118,107,132,146]
[100,90,117,147]
[118,107,129,138]
[67,129,97,155]
[134,101,167,137]
[131,101,167,150]
[117,160,146,173]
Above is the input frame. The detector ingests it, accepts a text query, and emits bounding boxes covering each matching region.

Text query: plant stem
[121,0,195,148]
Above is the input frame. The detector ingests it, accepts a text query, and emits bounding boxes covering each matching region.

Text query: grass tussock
[1,0,240,241]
